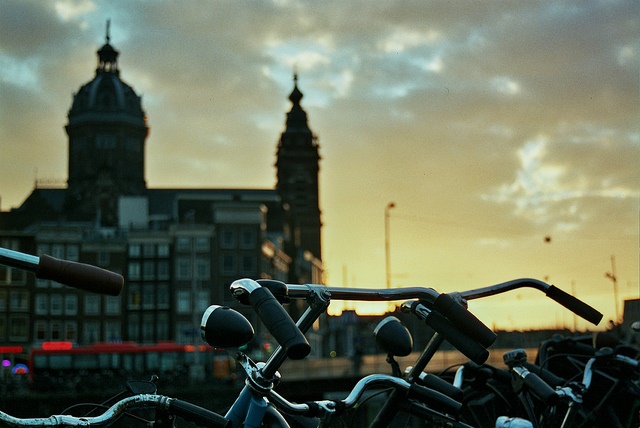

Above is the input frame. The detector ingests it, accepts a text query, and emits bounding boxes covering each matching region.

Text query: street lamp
[385,202,395,289]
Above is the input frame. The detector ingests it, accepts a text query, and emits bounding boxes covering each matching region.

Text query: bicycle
[200,280,474,427]
[0,247,231,428]
[200,277,602,427]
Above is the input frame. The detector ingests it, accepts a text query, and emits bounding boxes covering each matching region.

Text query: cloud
[0,0,638,326]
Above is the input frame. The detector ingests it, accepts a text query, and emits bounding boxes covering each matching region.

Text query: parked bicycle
[200,277,603,427]
[0,247,231,428]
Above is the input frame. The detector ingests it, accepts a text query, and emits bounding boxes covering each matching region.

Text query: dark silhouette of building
[0,28,322,349]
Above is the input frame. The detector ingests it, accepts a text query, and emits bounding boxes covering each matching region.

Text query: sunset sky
[1,0,638,331]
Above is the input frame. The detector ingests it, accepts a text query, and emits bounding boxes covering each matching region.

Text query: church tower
[65,22,148,226]
[275,75,322,260]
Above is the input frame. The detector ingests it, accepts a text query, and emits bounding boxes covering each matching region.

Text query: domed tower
[275,74,322,260]
[65,22,148,226]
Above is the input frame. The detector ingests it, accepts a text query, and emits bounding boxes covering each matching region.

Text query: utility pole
[605,255,619,323]
[384,202,395,289]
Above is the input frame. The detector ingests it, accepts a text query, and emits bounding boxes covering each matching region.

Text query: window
[157,284,169,310]
[9,316,28,341]
[176,237,191,252]
[221,254,237,275]
[195,236,209,252]
[0,290,7,311]
[52,244,65,259]
[66,245,79,262]
[83,322,100,343]
[176,321,192,345]
[240,228,257,249]
[220,228,236,249]
[50,294,63,315]
[105,295,121,315]
[37,243,50,255]
[98,251,110,267]
[176,258,191,280]
[157,312,169,341]
[142,313,154,342]
[65,322,77,341]
[128,262,141,280]
[127,314,139,341]
[143,244,156,258]
[241,255,257,275]
[143,261,155,280]
[142,284,155,309]
[157,244,170,257]
[64,295,78,315]
[50,322,62,340]
[35,321,47,341]
[195,290,210,314]
[10,291,29,311]
[157,261,169,280]
[35,294,48,315]
[176,290,191,314]
[1,268,26,285]
[129,244,141,257]
[84,295,101,315]
[104,322,121,342]
[196,258,210,280]
[128,285,141,309]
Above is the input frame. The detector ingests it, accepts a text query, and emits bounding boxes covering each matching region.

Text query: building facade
[0,32,323,351]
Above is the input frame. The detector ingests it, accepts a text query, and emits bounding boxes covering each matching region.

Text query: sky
[0,0,638,332]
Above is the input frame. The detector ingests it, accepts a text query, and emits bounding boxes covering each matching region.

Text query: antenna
[106,19,111,43]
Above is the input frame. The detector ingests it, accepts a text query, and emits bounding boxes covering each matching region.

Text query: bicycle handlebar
[0,247,123,296]
[268,373,462,419]
[268,281,497,347]
[231,279,310,360]
[459,278,603,326]
[0,394,229,427]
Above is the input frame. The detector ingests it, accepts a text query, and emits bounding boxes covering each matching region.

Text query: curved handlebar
[0,394,229,427]
[459,278,603,326]
[0,247,123,296]
[231,278,310,360]
[268,373,462,419]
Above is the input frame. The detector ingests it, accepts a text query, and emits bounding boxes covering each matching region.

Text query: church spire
[97,19,119,74]
[275,73,322,260]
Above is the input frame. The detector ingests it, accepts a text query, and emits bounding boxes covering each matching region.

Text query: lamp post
[385,202,395,289]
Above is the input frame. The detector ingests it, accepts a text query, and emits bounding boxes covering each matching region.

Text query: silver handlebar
[0,394,170,427]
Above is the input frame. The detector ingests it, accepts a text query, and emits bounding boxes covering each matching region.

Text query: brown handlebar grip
[36,254,124,296]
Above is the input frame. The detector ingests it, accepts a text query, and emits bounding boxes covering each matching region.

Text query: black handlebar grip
[249,286,310,360]
[168,399,231,427]
[546,285,603,325]
[433,293,497,347]
[425,310,489,364]
[36,254,124,296]
[418,374,464,402]
[520,371,558,405]
[407,383,462,416]
[523,362,565,388]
